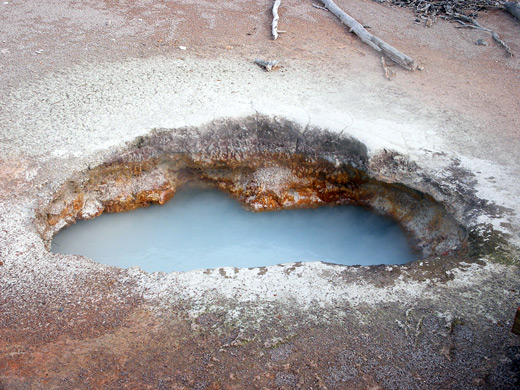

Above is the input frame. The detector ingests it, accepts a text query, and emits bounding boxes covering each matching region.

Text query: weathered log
[272,0,281,40]
[505,2,520,21]
[319,0,417,70]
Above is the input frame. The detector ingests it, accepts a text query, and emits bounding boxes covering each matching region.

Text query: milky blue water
[51,186,417,272]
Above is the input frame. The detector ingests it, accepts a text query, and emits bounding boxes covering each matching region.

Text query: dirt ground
[1,0,520,389]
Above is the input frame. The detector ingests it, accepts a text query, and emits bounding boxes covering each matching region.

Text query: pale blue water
[51,186,417,272]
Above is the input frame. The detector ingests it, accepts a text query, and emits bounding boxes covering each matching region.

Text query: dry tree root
[319,0,418,70]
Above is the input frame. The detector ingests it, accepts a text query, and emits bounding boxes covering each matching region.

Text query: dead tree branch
[319,0,417,70]
[272,0,281,40]
[454,13,514,57]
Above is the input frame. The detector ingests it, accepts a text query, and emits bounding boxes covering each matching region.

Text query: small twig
[312,3,328,10]
[490,31,513,57]
[454,14,487,29]
[255,58,279,71]
[272,0,281,40]
[455,23,481,30]
[381,56,396,80]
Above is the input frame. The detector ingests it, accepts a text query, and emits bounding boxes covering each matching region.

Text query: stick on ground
[454,13,513,57]
[381,56,396,80]
[272,0,281,40]
[319,0,417,70]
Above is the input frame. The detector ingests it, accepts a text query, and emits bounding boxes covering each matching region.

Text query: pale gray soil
[1,0,520,388]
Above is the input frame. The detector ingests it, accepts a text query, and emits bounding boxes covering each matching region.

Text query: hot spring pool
[51,186,418,272]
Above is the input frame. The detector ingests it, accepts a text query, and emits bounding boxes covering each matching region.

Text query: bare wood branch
[491,31,514,57]
[454,13,513,57]
[272,0,281,40]
[319,0,417,70]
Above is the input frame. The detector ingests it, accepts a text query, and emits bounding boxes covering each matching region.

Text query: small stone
[178,46,187,50]
[0,48,9,54]
[475,39,488,46]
